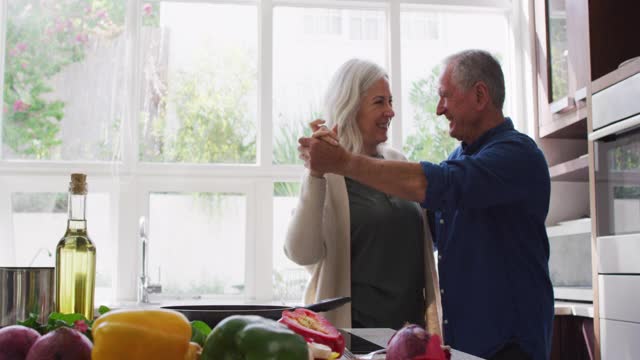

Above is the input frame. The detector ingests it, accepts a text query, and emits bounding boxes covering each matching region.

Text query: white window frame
[0,0,534,304]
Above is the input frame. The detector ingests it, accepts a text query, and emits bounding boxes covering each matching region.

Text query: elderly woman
[285,59,441,333]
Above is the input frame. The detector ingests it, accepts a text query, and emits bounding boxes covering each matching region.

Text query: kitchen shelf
[547,218,591,238]
[592,56,640,93]
[554,286,594,303]
[540,105,588,139]
[549,155,589,182]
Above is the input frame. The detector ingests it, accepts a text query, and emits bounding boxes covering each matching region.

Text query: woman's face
[356,78,394,155]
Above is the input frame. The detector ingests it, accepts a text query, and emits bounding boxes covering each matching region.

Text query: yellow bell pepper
[92,308,200,360]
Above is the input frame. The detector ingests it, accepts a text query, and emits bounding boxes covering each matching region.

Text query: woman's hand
[304,119,339,178]
[309,119,339,146]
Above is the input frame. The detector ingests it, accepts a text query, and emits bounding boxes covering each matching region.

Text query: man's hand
[298,136,351,176]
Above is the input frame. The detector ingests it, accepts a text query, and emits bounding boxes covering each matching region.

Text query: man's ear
[474,81,491,110]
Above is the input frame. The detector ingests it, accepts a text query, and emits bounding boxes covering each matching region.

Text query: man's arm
[299,137,428,202]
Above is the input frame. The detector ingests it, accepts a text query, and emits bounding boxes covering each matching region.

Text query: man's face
[436,65,478,143]
[356,78,395,153]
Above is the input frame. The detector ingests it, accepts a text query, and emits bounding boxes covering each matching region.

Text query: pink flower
[8,42,27,57]
[21,62,28,69]
[75,33,89,44]
[96,10,107,19]
[13,100,30,112]
[143,3,153,16]
[73,320,89,333]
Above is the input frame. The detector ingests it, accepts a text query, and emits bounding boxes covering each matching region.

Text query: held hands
[298,119,349,177]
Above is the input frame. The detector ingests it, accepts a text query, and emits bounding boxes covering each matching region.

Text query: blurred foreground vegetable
[201,315,309,360]
[91,308,201,360]
[279,308,345,357]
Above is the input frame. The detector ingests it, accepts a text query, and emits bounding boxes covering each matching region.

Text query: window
[0,0,526,305]
[139,2,258,164]
[272,6,386,165]
[2,0,126,161]
[400,6,511,162]
[272,182,308,302]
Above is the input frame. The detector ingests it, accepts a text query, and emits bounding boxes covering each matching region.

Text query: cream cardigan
[284,145,442,335]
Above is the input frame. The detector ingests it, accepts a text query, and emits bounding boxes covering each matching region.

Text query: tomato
[278,308,346,357]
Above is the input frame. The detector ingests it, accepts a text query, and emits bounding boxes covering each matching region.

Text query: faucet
[138,216,162,304]
[28,248,53,267]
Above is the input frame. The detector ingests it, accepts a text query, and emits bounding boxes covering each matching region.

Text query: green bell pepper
[201,315,309,360]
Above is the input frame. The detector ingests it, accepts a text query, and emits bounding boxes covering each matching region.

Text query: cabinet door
[600,319,640,360]
[599,275,640,323]
[534,0,589,126]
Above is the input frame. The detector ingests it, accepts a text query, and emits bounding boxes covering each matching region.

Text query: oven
[590,71,640,359]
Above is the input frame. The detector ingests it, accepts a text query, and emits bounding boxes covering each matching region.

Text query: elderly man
[298,49,553,360]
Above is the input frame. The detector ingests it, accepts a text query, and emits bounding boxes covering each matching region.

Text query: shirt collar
[461,117,513,155]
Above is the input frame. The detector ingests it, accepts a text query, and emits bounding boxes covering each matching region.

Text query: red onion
[385,324,450,360]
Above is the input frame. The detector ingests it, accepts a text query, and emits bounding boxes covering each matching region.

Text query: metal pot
[0,267,55,327]
[163,296,351,328]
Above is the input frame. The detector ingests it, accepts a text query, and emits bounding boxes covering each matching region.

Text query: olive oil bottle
[55,173,96,320]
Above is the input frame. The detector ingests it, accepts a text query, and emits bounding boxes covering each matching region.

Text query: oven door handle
[589,113,640,141]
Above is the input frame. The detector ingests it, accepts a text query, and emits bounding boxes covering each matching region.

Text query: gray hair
[322,59,388,154]
[443,49,505,110]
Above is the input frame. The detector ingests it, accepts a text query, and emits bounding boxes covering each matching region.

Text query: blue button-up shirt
[420,118,554,360]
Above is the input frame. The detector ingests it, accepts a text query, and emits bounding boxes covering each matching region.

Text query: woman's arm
[284,173,328,266]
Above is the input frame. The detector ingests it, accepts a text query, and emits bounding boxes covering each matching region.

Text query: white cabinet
[599,275,640,323]
[597,233,640,274]
[600,319,640,360]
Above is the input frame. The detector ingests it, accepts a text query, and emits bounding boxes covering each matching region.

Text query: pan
[163,296,351,328]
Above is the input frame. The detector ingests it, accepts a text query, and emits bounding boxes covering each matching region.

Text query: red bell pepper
[278,308,346,357]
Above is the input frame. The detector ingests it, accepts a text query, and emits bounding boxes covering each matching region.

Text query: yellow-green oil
[55,226,96,320]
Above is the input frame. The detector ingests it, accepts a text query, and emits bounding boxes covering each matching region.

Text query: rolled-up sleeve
[420,161,447,209]
[419,138,548,211]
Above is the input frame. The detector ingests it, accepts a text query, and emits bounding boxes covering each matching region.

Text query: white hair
[322,59,388,154]
[443,49,505,109]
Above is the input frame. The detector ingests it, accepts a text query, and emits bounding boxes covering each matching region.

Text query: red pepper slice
[278,308,346,357]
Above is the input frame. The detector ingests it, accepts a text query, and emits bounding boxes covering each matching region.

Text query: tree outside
[403,64,458,163]
[2,0,125,159]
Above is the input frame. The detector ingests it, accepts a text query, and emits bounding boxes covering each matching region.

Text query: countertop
[345,328,484,360]
[554,301,594,318]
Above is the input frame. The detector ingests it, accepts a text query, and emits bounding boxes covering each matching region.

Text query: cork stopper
[69,173,88,195]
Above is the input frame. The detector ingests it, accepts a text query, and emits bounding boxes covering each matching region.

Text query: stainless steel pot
[0,267,55,327]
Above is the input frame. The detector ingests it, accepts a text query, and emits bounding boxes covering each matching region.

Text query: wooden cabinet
[532,0,640,358]
[534,0,590,231]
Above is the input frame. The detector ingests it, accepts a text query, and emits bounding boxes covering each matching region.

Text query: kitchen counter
[344,328,484,360]
[554,301,594,318]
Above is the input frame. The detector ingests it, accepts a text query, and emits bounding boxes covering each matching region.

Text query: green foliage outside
[154,51,257,164]
[548,16,568,101]
[2,0,125,159]
[403,64,458,163]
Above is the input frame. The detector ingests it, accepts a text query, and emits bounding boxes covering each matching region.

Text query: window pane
[401,8,510,163]
[273,7,386,165]
[10,192,113,304]
[272,182,308,303]
[2,0,126,161]
[149,192,246,300]
[139,2,257,164]
[547,0,569,101]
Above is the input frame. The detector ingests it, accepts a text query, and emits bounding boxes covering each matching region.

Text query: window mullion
[0,0,7,161]
[124,0,142,175]
[258,0,274,168]
[388,0,403,149]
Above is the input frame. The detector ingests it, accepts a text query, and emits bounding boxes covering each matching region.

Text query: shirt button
[438,254,442,261]
[440,289,444,295]
[439,219,445,224]
[444,319,449,325]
